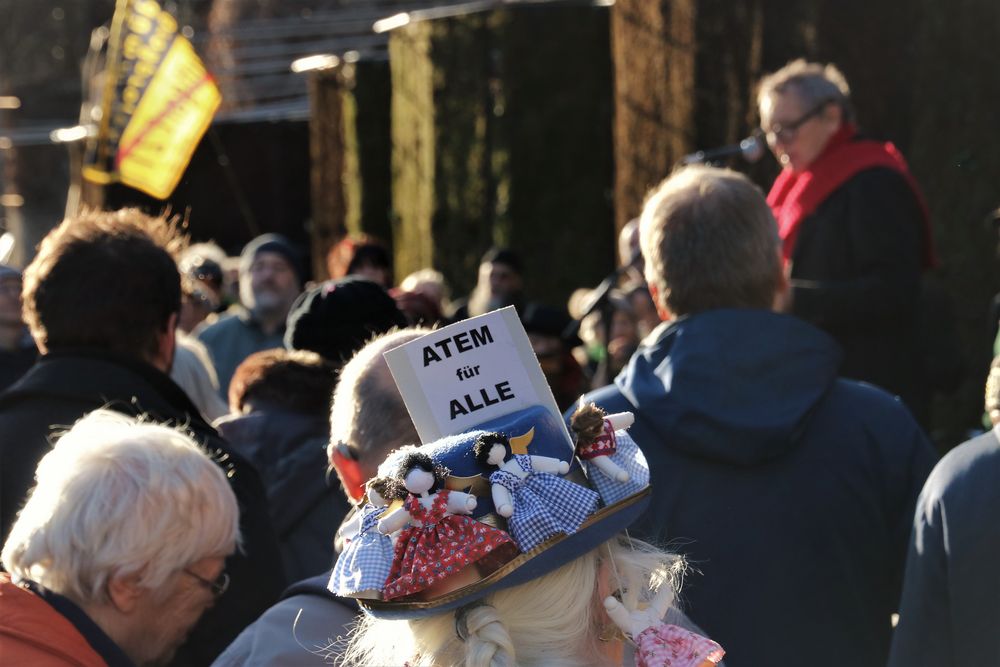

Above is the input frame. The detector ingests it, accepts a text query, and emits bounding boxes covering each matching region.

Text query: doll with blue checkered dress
[473,432,599,552]
[328,476,400,599]
[570,402,650,506]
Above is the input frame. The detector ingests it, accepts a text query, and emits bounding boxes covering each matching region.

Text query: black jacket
[217,407,351,583]
[0,349,286,666]
[581,310,937,667]
[788,166,928,422]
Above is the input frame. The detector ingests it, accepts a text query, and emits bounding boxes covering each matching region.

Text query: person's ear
[646,283,672,322]
[107,570,144,614]
[772,252,792,313]
[153,312,178,372]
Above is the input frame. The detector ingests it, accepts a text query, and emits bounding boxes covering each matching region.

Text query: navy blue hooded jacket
[581,309,936,667]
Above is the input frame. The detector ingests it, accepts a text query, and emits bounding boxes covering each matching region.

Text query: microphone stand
[564,257,637,390]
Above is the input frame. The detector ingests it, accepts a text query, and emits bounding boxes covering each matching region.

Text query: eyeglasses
[762,99,832,145]
[183,568,230,598]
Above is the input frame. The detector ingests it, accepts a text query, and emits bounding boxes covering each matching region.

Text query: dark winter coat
[580,310,936,667]
[888,428,1000,667]
[788,166,928,421]
[217,407,351,583]
[0,349,286,667]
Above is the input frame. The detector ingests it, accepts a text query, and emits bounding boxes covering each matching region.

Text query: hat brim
[358,487,651,620]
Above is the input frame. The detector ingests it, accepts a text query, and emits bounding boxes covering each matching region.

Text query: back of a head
[2,409,239,605]
[23,208,186,359]
[329,328,430,471]
[480,247,523,276]
[327,235,391,281]
[228,348,336,415]
[757,58,855,124]
[640,165,781,317]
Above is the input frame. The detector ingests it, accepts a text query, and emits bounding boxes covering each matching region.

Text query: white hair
[757,58,855,124]
[400,268,450,303]
[2,409,240,604]
[343,535,684,667]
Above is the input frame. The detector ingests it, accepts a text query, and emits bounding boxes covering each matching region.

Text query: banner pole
[93,0,130,174]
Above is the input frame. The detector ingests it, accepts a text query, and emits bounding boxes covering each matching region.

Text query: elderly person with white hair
[0,410,240,667]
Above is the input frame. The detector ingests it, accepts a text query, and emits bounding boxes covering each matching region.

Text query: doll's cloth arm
[528,455,570,474]
[337,510,363,541]
[605,587,724,667]
[445,490,477,514]
[377,508,411,534]
[605,412,635,430]
[590,455,630,482]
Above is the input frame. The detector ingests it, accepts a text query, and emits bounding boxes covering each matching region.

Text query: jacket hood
[217,409,333,534]
[615,309,841,466]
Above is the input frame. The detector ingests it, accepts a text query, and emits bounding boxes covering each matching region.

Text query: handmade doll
[473,432,599,552]
[328,476,400,599]
[378,451,515,600]
[571,402,650,506]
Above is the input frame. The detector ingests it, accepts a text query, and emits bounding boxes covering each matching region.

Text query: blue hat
[347,404,650,619]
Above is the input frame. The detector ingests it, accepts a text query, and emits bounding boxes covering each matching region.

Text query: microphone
[680,133,766,166]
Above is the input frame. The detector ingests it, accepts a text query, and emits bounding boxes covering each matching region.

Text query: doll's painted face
[404,467,435,495]
[486,443,507,466]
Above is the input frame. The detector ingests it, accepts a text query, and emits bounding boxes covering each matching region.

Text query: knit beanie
[239,233,306,286]
[284,277,408,364]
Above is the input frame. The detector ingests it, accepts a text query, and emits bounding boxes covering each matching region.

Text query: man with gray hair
[579,165,936,667]
[214,327,428,667]
[1,410,240,666]
[197,233,305,396]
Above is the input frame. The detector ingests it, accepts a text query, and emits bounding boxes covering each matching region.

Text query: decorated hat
[332,403,651,619]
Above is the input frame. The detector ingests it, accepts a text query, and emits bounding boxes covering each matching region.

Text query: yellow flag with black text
[83,0,220,199]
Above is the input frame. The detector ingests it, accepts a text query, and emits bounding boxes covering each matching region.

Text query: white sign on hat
[384,306,565,444]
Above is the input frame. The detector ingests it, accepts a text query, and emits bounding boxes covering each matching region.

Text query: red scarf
[766,123,937,268]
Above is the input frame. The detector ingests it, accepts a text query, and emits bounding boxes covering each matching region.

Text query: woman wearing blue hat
[332,405,725,666]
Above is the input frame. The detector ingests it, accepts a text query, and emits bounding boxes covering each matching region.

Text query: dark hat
[284,277,408,364]
[481,247,523,274]
[239,233,306,286]
[520,302,582,348]
[180,254,224,292]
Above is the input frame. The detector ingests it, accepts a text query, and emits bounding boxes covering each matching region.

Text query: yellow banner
[83,0,220,199]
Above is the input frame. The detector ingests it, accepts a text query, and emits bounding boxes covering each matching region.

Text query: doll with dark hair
[473,432,599,552]
[329,476,402,599]
[571,402,649,506]
[377,451,514,600]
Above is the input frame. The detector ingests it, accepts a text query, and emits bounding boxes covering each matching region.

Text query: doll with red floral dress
[377,451,516,600]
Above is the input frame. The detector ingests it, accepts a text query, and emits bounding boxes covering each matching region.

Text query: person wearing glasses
[0,410,240,667]
[758,59,937,426]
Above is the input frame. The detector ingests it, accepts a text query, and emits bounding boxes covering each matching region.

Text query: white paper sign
[384,307,564,443]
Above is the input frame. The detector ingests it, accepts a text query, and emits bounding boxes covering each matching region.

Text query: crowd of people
[0,58,996,667]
